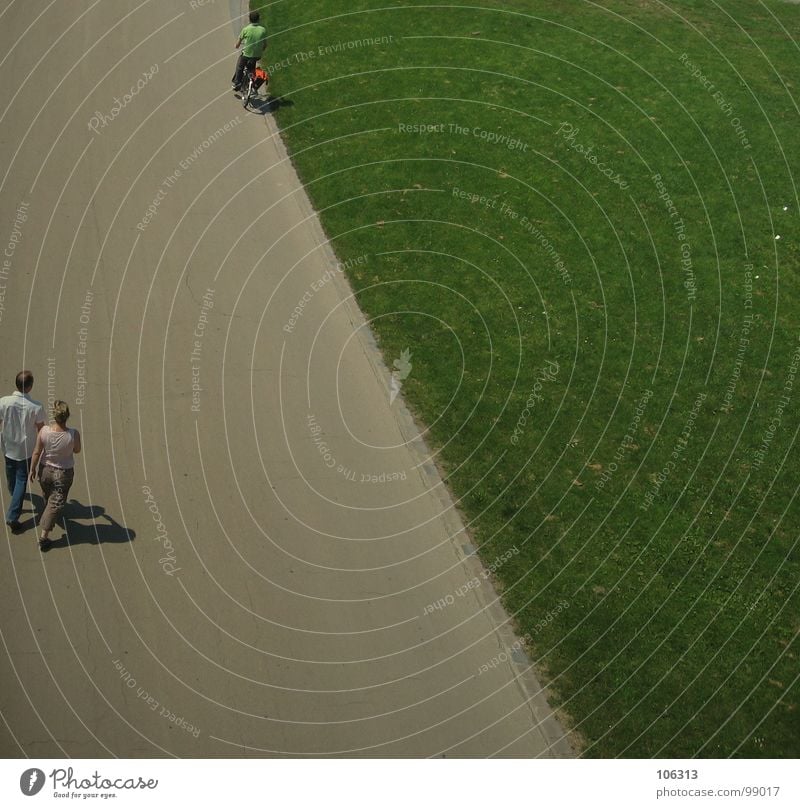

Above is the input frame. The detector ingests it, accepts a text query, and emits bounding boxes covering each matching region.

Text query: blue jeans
[4,456,30,524]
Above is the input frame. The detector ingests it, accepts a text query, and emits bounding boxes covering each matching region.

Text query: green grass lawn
[256,0,800,757]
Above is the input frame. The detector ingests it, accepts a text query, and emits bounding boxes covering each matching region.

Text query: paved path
[0,0,572,757]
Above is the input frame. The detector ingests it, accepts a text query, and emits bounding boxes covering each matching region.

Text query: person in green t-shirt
[231,10,268,92]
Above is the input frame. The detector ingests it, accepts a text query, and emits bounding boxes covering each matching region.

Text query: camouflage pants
[39,466,74,532]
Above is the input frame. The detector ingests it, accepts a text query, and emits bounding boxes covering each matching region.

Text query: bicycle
[240,64,256,109]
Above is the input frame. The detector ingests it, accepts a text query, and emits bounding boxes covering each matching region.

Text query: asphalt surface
[0,0,572,757]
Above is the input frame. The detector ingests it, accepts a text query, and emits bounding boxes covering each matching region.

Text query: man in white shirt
[0,371,45,532]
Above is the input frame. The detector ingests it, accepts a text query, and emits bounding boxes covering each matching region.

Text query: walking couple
[0,370,81,551]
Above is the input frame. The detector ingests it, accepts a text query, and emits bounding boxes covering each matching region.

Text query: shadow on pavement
[245,94,293,116]
[25,496,135,550]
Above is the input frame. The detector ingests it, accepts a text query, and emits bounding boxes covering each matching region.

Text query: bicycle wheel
[242,74,253,109]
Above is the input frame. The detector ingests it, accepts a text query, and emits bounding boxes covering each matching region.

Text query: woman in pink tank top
[29,400,82,551]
